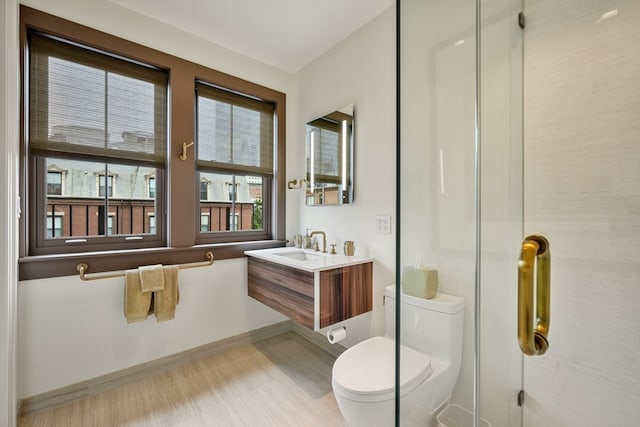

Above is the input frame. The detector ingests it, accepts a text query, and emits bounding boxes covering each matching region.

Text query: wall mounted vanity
[245,247,372,330]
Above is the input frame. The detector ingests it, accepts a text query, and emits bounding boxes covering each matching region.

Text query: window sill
[18,240,287,281]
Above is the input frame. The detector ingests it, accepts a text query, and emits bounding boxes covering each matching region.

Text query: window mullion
[167,71,197,247]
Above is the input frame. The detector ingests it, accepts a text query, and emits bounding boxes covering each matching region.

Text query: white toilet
[331,285,465,427]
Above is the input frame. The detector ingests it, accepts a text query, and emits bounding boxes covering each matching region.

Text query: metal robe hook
[287,178,307,189]
[179,141,194,161]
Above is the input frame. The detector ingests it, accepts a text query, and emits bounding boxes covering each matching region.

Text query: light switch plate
[376,215,391,234]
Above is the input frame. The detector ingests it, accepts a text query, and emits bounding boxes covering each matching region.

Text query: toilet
[331,285,465,427]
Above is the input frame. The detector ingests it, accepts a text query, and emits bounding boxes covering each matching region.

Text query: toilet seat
[332,336,433,403]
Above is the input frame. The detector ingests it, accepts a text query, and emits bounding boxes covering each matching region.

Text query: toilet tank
[385,285,465,363]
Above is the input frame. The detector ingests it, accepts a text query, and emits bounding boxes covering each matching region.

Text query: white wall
[1,0,19,424]
[295,7,397,345]
[18,259,288,397]
[17,0,297,399]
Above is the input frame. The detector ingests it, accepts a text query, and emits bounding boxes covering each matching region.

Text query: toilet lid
[332,336,433,403]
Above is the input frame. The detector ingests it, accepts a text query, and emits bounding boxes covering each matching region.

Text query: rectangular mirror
[305,104,354,205]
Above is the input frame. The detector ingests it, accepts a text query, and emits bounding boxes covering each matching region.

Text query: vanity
[245,247,373,330]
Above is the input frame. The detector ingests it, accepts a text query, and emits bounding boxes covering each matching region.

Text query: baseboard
[19,320,294,418]
[291,322,347,358]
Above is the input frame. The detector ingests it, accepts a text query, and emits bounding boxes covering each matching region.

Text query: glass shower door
[519,1,640,426]
[399,0,524,425]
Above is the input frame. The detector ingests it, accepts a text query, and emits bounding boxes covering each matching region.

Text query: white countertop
[244,247,374,272]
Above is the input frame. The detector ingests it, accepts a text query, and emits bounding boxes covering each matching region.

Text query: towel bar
[76,251,214,282]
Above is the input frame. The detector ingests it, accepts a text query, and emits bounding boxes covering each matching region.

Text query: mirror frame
[305,104,354,206]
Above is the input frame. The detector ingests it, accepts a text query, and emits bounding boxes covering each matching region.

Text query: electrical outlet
[376,215,391,234]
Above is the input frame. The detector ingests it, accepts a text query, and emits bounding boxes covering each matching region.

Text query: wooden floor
[19,332,345,427]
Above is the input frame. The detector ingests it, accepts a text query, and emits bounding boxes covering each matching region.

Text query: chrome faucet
[310,230,327,253]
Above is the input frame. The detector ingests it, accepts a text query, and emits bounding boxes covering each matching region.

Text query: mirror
[305,104,354,205]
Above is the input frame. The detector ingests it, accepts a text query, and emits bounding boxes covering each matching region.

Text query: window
[200,180,209,201]
[46,214,62,238]
[98,174,114,198]
[107,216,115,236]
[195,82,274,242]
[149,215,156,234]
[228,213,239,231]
[200,214,210,232]
[26,28,167,254]
[148,177,156,198]
[227,181,237,202]
[47,171,62,195]
[20,6,285,279]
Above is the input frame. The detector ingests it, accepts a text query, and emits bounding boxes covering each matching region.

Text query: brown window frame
[18,6,286,280]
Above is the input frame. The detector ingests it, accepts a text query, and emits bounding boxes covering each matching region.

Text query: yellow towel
[154,265,179,322]
[124,269,152,323]
[139,264,165,292]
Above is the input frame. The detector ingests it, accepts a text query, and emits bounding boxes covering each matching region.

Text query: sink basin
[273,250,325,261]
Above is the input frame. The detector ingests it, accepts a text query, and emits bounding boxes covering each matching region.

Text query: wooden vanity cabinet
[318,262,373,328]
[248,258,373,330]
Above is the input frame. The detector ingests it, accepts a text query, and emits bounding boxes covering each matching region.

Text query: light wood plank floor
[19,331,345,427]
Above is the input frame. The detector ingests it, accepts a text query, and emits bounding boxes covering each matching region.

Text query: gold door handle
[518,235,550,356]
